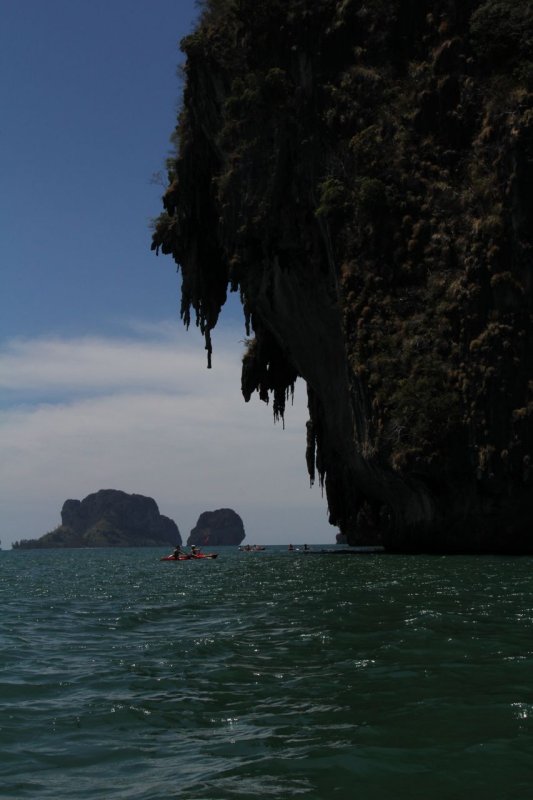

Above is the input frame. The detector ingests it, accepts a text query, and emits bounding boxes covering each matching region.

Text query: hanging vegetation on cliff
[153,0,533,552]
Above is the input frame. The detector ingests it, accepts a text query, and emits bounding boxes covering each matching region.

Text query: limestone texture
[187,508,245,546]
[13,490,181,549]
[153,1,533,552]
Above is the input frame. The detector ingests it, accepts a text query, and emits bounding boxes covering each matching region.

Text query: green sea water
[1,546,533,799]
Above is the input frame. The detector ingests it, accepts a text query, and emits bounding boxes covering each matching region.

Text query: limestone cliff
[188,508,245,546]
[12,490,181,549]
[153,0,533,553]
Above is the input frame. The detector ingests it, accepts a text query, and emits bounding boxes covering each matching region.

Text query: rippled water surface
[2,546,533,799]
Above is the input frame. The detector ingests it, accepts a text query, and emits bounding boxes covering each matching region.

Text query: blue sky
[0,0,330,548]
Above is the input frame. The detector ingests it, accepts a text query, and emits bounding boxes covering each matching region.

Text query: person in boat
[288,543,294,551]
[190,544,199,556]
[172,544,183,559]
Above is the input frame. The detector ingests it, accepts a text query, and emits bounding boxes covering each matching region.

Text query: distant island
[187,508,245,547]
[12,489,181,549]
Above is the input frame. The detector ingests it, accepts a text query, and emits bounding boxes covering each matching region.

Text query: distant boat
[160,552,218,561]
[238,545,265,552]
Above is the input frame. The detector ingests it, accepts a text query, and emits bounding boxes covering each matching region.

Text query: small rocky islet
[11,489,245,549]
[187,508,245,547]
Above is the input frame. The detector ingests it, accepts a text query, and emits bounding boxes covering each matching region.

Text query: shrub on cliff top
[195,0,237,20]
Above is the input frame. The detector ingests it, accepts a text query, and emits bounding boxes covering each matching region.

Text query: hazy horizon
[0,0,334,549]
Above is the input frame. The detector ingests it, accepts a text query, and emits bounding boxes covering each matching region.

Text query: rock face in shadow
[187,509,245,547]
[12,490,181,548]
[152,1,533,553]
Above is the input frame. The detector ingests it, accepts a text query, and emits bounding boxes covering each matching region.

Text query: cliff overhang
[153,0,533,553]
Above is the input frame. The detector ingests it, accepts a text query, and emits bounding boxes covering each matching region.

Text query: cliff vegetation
[152,0,533,552]
[13,490,181,549]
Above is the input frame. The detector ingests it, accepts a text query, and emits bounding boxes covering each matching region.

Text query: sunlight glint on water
[1,547,533,799]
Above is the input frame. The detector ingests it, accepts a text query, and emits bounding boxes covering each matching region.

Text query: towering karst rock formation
[188,508,245,546]
[152,0,533,552]
[13,490,181,548]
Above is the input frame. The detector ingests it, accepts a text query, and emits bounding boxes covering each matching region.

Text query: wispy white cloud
[0,324,331,547]
[0,326,236,397]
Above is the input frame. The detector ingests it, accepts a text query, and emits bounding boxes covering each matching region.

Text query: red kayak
[160,553,218,561]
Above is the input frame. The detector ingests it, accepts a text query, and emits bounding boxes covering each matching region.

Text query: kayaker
[190,544,199,556]
[172,544,182,559]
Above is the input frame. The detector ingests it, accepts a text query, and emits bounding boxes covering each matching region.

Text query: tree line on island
[12,490,245,549]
